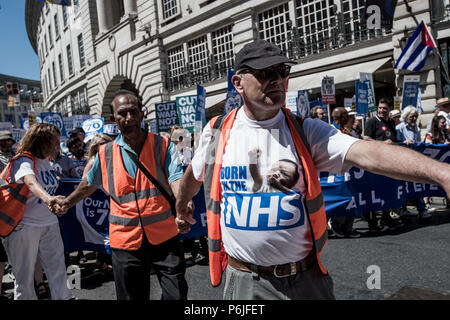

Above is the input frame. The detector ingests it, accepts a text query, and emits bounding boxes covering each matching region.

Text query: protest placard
[321,76,336,104]
[176,95,197,133]
[155,101,179,133]
[401,75,420,109]
[40,112,67,137]
[355,81,369,117]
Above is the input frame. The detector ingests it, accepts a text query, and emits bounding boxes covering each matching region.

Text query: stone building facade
[25,0,450,127]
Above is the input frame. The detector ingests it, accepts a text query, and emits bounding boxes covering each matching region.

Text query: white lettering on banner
[223,192,304,230]
[359,193,366,206]
[440,151,450,162]
[200,212,207,227]
[84,197,110,209]
[397,186,403,199]
[430,184,438,191]
[345,191,384,210]
[353,168,365,179]
[344,172,351,182]
[423,148,440,159]
[413,183,424,192]
[371,190,384,206]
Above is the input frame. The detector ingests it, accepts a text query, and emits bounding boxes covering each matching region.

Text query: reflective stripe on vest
[203,107,328,287]
[98,134,178,249]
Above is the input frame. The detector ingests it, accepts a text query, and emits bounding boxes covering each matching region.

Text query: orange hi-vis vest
[0,152,36,237]
[97,133,178,250]
[203,107,328,287]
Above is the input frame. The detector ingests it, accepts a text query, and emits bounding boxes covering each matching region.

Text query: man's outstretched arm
[345,140,450,197]
[53,177,97,213]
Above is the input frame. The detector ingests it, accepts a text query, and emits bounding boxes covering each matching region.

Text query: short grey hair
[400,106,419,122]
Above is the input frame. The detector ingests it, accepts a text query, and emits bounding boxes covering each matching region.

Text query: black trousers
[111,234,188,300]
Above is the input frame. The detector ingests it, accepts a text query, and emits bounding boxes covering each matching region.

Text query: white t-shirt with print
[11,157,59,226]
[191,108,359,266]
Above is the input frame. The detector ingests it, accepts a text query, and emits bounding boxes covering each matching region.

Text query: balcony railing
[165,10,391,92]
[165,52,234,92]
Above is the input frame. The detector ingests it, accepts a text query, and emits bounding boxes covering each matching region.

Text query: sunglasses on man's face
[239,65,291,81]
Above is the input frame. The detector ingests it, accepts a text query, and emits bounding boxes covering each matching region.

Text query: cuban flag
[394,21,437,72]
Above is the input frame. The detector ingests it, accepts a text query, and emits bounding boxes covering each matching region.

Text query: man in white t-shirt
[175,40,450,300]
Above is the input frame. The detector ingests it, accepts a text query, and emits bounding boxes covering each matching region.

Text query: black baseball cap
[234,39,297,71]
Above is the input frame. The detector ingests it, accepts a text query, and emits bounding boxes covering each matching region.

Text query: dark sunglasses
[239,64,291,81]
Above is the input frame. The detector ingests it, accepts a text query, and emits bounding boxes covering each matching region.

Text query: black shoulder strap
[124,148,176,215]
[290,113,312,154]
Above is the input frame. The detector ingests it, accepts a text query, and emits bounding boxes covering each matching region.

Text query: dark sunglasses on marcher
[240,65,291,80]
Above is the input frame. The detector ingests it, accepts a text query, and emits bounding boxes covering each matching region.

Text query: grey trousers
[4,223,72,300]
[223,263,335,300]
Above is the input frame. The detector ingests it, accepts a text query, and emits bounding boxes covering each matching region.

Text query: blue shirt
[396,122,421,143]
[86,132,183,188]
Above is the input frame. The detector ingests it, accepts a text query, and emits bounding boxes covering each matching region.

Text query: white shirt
[192,108,358,266]
[11,157,59,226]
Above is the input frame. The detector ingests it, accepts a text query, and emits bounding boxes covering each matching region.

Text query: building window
[47,68,52,90]
[293,0,335,56]
[52,62,58,87]
[44,34,48,54]
[74,0,80,12]
[77,34,85,68]
[162,0,179,20]
[72,93,80,114]
[79,89,88,113]
[48,25,53,46]
[257,3,291,56]
[62,6,68,27]
[58,54,65,82]
[212,25,234,78]
[167,45,186,91]
[187,35,209,83]
[166,25,235,91]
[54,14,60,37]
[67,45,74,75]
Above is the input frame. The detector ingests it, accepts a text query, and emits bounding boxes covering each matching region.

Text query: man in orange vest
[51,89,189,300]
[175,39,450,300]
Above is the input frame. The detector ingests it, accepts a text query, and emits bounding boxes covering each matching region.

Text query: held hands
[175,199,196,234]
[47,196,69,217]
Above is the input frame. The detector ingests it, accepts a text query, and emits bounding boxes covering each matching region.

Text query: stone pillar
[96,0,113,34]
[123,0,137,17]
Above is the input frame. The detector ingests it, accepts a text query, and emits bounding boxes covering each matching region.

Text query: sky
[0,0,40,81]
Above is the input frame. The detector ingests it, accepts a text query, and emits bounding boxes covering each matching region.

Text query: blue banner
[56,144,449,253]
[321,143,449,218]
[57,180,111,254]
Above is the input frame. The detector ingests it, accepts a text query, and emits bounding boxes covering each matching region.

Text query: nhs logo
[222,192,305,230]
